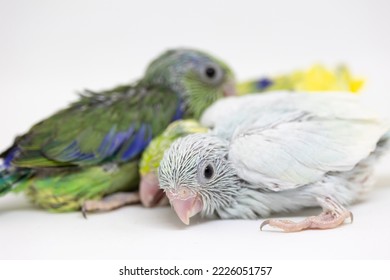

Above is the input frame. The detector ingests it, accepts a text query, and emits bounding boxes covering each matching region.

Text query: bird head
[139,120,208,207]
[158,133,241,225]
[142,48,236,119]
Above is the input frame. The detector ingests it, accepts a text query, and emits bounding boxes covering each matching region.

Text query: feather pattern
[0,48,236,211]
[159,92,390,220]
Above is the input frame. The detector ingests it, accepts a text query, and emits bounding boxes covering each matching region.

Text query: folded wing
[222,92,389,191]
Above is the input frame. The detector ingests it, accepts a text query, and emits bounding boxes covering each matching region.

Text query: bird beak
[140,173,169,207]
[222,79,237,97]
[166,187,203,225]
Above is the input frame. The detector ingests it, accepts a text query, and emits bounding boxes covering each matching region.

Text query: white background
[0,0,389,260]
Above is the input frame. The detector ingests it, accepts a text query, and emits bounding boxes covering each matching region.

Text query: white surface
[0,0,390,260]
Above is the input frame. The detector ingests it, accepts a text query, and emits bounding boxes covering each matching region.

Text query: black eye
[205,67,216,79]
[197,161,217,184]
[200,64,223,85]
[203,164,214,179]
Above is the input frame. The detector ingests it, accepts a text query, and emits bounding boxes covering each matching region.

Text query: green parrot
[0,48,236,214]
[138,64,364,207]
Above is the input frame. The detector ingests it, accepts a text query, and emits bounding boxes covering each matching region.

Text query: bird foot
[82,192,140,218]
[260,197,353,232]
[140,173,169,207]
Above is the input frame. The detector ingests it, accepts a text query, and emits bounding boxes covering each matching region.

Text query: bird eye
[201,63,223,85]
[203,164,214,179]
[205,67,216,79]
[197,161,216,184]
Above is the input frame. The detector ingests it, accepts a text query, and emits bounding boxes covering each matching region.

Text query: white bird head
[158,133,241,225]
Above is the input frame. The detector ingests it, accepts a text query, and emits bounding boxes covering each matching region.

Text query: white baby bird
[158,92,390,232]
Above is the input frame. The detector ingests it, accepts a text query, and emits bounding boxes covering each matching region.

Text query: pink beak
[166,187,203,225]
[222,79,237,97]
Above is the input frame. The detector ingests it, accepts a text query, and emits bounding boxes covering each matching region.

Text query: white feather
[202,92,390,191]
[201,91,381,128]
[160,91,390,220]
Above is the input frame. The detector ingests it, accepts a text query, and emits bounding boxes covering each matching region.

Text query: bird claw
[348,211,354,223]
[81,204,88,219]
[258,197,353,233]
[259,220,270,231]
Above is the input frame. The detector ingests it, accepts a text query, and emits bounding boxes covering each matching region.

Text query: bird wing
[201,91,380,128]
[227,92,389,191]
[10,86,180,168]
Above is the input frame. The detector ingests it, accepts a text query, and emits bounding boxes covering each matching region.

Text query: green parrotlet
[0,48,236,214]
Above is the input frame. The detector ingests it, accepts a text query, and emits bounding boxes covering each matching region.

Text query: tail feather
[0,166,31,195]
[376,131,390,156]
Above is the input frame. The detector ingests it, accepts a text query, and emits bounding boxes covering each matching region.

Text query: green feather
[22,162,138,212]
[140,120,208,176]
[1,48,235,212]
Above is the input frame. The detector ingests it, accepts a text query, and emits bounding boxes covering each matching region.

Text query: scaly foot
[82,192,140,218]
[260,197,353,232]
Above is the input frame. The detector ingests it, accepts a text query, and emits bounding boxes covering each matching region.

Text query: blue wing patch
[54,140,96,162]
[120,124,153,161]
[98,126,135,158]
[2,147,19,169]
[48,124,152,164]
[171,99,185,121]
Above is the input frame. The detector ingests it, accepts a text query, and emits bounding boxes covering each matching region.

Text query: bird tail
[0,145,32,195]
[353,130,390,172]
[375,131,390,157]
[0,165,31,196]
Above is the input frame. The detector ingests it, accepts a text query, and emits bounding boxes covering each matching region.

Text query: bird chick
[159,92,389,232]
